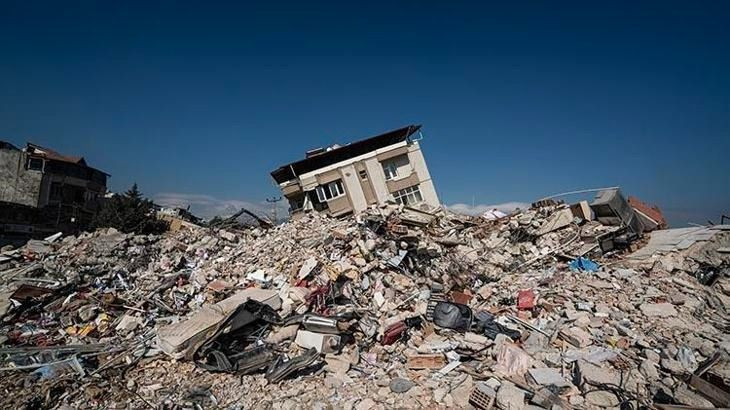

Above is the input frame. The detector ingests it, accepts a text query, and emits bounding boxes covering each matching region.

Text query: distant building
[0,141,108,236]
[271,125,440,217]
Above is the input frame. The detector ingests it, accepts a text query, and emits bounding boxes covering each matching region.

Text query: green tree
[91,183,169,234]
[125,183,142,200]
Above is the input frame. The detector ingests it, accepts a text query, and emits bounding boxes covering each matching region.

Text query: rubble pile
[0,203,729,409]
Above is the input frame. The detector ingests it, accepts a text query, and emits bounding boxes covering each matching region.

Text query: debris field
[1,201,729,409]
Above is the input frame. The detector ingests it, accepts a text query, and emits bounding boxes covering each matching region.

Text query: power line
[266,196,282,223]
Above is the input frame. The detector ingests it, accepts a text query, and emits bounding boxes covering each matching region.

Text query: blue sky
[1,1,728,225]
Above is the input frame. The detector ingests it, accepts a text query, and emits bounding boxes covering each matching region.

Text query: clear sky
[1,1,728,225]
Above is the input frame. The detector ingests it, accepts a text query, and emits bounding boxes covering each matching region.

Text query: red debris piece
[517,289,535,310]
[206,279,232,293]
[450,291,473,305]
[382,321,407,345]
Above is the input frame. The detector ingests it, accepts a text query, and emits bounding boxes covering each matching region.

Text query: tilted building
[271,125,440,217]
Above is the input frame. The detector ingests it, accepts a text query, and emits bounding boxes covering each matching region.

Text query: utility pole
[266,196,282,224]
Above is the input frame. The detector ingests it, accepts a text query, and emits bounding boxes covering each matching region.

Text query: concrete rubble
[0,200,729,409]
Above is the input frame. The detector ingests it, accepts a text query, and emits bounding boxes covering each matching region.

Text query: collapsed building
[271,125,440,217]
[1,128,727,409]
[0,142,108,241]
[0,191,728,409]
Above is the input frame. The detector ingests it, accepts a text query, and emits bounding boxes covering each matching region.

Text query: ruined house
[0,141,108,236]
[270,125,440,217]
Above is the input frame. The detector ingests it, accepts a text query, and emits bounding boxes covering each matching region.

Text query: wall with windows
[284,139,440,216]
[376,143,439,209]
[405,142,440,207]
[0,149,43,207]
[315,179,346,202]
[380,154,412,181]
[38,171,106,210]
[1,146,107,212]
[392,184,424,206]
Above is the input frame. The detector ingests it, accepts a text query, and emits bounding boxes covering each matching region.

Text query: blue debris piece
[569,257,600,272]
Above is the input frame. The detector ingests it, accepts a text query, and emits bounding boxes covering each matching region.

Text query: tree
[125,183,142,200]
[91,183,169,234]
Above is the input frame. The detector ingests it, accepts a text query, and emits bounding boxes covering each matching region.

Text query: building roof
[628,196,667,227]
[0,141,20,151]
[26,142,110,176]
[26,143,87,165]
[271,124,421,184]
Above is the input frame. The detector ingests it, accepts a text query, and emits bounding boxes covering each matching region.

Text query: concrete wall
[386,172,420,193]
[354,162,377,205]
[363,157,390,204]
[39,174,106,209]
[327,194,352,216]
[376,145,409,161]
[0,149,42,207]
[315,169,342,185]
[381,154,412,179]
[282,139,441,215]
[340,164,367,213]
[407,142,440,207]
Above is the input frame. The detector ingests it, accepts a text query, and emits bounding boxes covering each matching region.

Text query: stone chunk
[643,348,661,363]
[389,378,414,394]
[560,326,593,347]
[639,359,660,381]
[527,368,571,388]
[674,383,714,408]
[585,391,620,407]
[661,358,685,375]
[575,360,621,387]
[639,302,677,317]
[496,381,525,410]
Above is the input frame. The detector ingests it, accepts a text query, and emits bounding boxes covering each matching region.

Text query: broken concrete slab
[639,302,678,317]
[496,381,525,410]
[156,288,281,359]
[527,367,571,388]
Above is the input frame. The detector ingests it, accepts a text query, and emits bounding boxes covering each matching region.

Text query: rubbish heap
[0,200,729,409]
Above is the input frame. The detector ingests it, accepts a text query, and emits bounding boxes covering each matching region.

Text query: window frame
[27,157,45,172]
[382,161,398,180]
[393,185,423,206]
[315,179,346,202]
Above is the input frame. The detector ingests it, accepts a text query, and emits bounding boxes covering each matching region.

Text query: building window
[393,185,423,206]
[382,162,398,180]
[316,180,345,202]
[27,157,44,171]
[288,197,305,212]
[84,191,98,202]
[381,154,410,181]
[358,170,368,180]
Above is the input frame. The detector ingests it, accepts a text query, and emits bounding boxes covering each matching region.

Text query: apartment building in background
[271,125,440,217]
[1,141,108,238]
